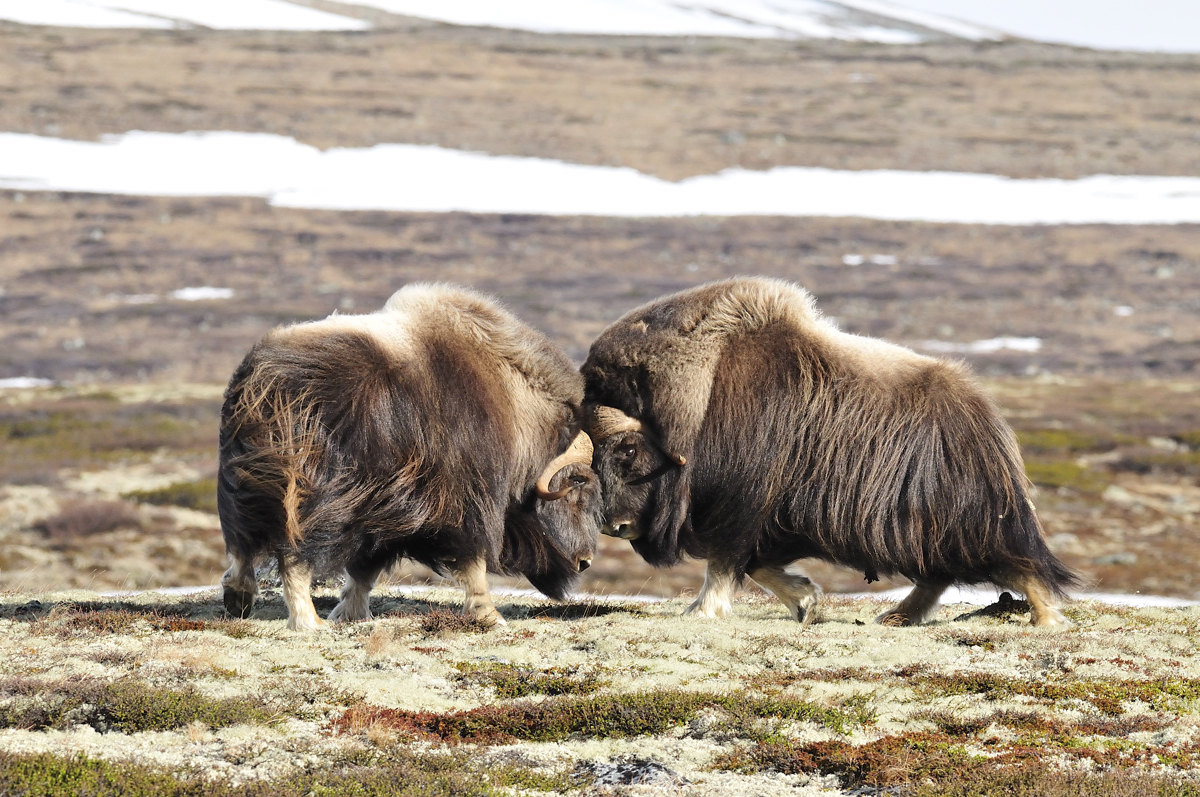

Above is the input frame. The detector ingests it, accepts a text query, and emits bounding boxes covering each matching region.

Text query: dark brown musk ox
[582,277,1078,627]
[218,284,602,631]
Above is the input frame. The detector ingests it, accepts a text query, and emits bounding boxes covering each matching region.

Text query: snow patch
[921,337,1042,354]
[0,377,54,389]
[170,287,234,301]
[0,0,369,30]
[345,0,952,41]
[5,131,1200,224]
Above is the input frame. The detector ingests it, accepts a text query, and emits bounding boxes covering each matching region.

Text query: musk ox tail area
[217,331,480,574]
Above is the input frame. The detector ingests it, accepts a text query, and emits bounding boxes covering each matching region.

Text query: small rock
[1093,552,1138,566]
[578,757,687,787]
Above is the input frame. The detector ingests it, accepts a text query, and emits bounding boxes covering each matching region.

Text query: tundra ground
[2,587,1200,796]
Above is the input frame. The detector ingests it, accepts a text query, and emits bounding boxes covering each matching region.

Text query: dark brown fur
[582,278,1078,625]
[218,285,601,628]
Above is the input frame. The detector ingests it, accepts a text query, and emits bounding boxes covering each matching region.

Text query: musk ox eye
[618,444,637,459]
[569,475,588,486]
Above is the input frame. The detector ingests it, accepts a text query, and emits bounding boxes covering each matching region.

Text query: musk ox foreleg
[1000,573,1070,627]
[750,565,821,625]
[875,580,949,627]
[221,550,258,619]
[279,552,325,631]
[685,563,737,618]
[454,556,507,627]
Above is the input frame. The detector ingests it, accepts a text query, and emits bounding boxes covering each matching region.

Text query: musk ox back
[218,284,601,630]
[582,277,1078,627]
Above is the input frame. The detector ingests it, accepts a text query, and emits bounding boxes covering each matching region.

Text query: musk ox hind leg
[279,551,326,631]
[221,549,258,619]
[685,562,737,618]
[454,555,507,627]
[750,565,822,625]
[1001,573,1070,627]
[328,567,382,625]
[875,580,949,627]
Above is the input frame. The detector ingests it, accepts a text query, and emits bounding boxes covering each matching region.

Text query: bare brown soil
[0,20,1197,603]
[2,22,1200,181]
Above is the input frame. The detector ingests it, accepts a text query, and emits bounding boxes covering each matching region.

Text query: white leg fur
[328,569,378,624]
[750,565,821,624]
[279,553,325,631]
[685,563,737,618]
[1004,574,1070,627]
[876,581,948,627]
[455,556,506,627]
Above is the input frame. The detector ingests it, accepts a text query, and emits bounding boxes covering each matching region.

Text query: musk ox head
[583,406,688,566]
[504,430,603,599]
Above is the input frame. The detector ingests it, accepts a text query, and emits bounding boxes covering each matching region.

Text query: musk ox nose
[578,558,592,572]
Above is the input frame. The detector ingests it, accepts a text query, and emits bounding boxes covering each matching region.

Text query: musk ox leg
[328,566,382,624]
[454,556,506,627]
[876,580,948,627]
[1004,574,1070,627]
[685,563,737,618]
[220,550,258,619]
[750,565,822,625]
[279,552,325,631]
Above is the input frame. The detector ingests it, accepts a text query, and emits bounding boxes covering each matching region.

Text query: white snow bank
[170,286,234,301]
[884,0,1200,54]
[5,131,1200,224]
[349,0,974,42]
[922,337,1042,354]
[0,0,369,30]
[0,377,55,389]
[0,0,171,28]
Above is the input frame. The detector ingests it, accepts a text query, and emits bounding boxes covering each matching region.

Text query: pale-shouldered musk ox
[218,284,601,630]
[582,277,1078,627]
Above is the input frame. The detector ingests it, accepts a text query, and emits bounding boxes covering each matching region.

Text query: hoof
[286,615,327,632]
[328,601,373,624]
[472,607,507,627]
[1031,610,1071,628]
[223,588,255,619]
[683,600,732,618]
[875,611,915,627]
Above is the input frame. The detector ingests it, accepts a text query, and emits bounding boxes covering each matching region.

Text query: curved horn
[586,406,687,467]
[536,430,594,501]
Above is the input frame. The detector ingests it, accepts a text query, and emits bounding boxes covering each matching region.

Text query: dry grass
[1,587,1200,794]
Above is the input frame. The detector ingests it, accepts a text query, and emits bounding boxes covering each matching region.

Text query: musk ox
[582,277,1078,627]
[218,284,601,630]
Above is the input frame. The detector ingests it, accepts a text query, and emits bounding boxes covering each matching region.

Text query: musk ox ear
[586,406,687,466]
[536,431,594,501]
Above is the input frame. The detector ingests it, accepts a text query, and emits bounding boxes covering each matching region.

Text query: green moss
[452,662,607,698]
[913,672,1200,715]
[1024,460,1107,491]
[0,399,219,484]
[123,478,219,515]
[1016,429,1120,454]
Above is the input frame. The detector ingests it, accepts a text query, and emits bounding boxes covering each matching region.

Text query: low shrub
[333,690,864,745]
[35,499,141,540]
[123,478,219,514]
[452,662,607,698]
[0,677,274,733]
